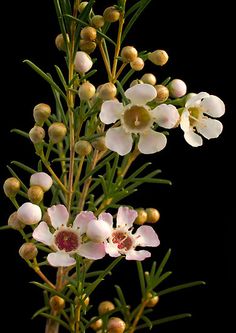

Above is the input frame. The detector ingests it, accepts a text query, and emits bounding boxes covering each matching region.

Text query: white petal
[74,51,93,73]
[47,252,76,267]
[73,211,96,234]
[30,172,53,192]
[117,206,137,229]
[185,92,209,108]
[201,95,225,118]
[98,212,113,227]
[33,222,54,246]
[78,241,106,260]
[125,249,151,261]
[86,219,112,242]
[180,110,190,132]
[184,130,203,147]
[196,118,223,139]
[48,205,69,229]
[134,226,160,247]
[152,104,180,129]
[17,202,42,225]
[100,101,123,124]
[105,242,120,257]
[105,127,133,156]
[125,84,157,105]
[138,130,167,154]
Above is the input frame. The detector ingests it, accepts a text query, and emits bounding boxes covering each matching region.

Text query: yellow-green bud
[80,26,97,41]
[90,317,103,331]
[121,46,138,63]
[134,208,148,225]
[55,33,69,52]
[148,49,169,66]
[98,82,117,100]
[48,122,67,144]
[79,39,97,54]
[76,1,88,13]
[33,103,51,125]
[107,317,126,333]
[19,242,38,260]
[75,140,92,156]
[8,212,25,230]
[98,301,115,315]
[49,295,65,312]
[130,57,144,71]
[141,73,157,86]
[92,137,107,151]
[103,6,120,23]
[82,294,90,306]
[3,177,20,198]
[154,85,169,103]
[146,292,159,308]
[130,79,144,88]
[29,126,45,144]
[28,185,44,204]
[91,15,105,29]
[79,82,96,101]
[146,208,160,223]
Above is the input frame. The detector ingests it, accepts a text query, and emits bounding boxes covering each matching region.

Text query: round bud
[141,73,157,86]
[17,202,42,225]
[74,51,93,73]
[49,295,65,312]
[148,49,169,66]
[129,79,144,88]
[130,57,144,71]
[121,46,138,63]
[134,208,148,225]
[146,293,159,308]
[82,294,90,307]
[42,211,52,226]
[154,85,169,103]
[19,242,38,260]
[76,1,88,13]
[29,126,45,144]
[80,26,97,41]
[185,93,196,103]
[55,33,69,52]
[90,317,103,331]
[107,317,126,333]
[75,140,92,156]
[91,15,105,29]
[3,177,20,198]
[98,82,117,100]
[79,82,96,100]
[33,103,51,125]
[79,39,97,54]
[168,79,187,98]
[30,172,53,192]
[92,137,107,151]
[8,211,25,230]
[48,122,67,144]
[98,301,115,315]
[28,185,44,204]
[103,7,120,23]
[146,208,160,224]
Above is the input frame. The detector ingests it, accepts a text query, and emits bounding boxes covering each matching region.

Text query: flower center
[112,231,133,251]
[123,105,152,132]
[55,230,79,252]
[188,107,202,127]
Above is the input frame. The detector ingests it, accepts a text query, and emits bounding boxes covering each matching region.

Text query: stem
[113,63,127,82]
[119,147,140,178]
[128,299,148,333]
[75,305,81,333]
[33,259,56,290]
[73,156,85,192]
[98,40,112,81]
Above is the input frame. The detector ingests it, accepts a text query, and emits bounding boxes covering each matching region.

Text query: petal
[78,241,106,260]
[48,205,69,229]
[152,104,180,129]
[87,219,112,242]
[32,221,53,246]
[125,249,151,261]
[201,95,225,118]
[105,242,120,257]
[180,110,190,132]
[196,118,223,139]
[117,206,137,229]
[138,130,167,154]
[125,84,157,105]
[185,92,209,108]
[184,130,203,147]
[100,100,123,124]
[73,211,96,234]
[105,127,133,156]
[47,252,76,267]
[98,212,113,228]
[134,226,160,247]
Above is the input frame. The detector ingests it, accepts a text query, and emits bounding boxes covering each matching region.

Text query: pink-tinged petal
[78,241,106,260]
[125,249,151,261]
[152,104,179,129]
[180,110,190,132]
[105,127,133,156]
[73,211,96,234]
[32,221,53,246]
[47,252,76,267]
[185,92,209,108]
[105,242,120,257]
[196,118,223,139]
[134,226,160,247]
[201,95,225,118]
[87,219,112,242]
[117,206,137,229]
[48,205,69,229]
[100,100,123,124]
[184,130,203,147]
[125,84,157,105]
[138,130,167,154]
[98,212,113,227]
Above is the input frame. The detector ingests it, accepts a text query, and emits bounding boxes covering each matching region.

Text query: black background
[0,1,234,332]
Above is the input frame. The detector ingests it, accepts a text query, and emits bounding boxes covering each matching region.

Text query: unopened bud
[75,140,92,156]
[79,82,96,101]
[91,15,105,29]
[168,79,187,98]
[92,136,107,151]
[146,208,160,224]
[98,82,117,100]
[30,172,53,192]
[28,185,44,204]
[74,51,93,73]
[55,33,69,52]
[48,122,67,144]
[148,49,169,66]
[17,202,42,225]
[154,85,169,103]
[3,177,20,198]
[98,301,115,315]
[90,317,103,331]
[19,242,38,260]
[49,295,65,312]
[33,103,51,125]
[130,79,144,88]
[8,211,25,230]
[141,73,157,86]
[107,317,126,333]
[29,126,45,144]
[82,294,90,306]
[121,46,138,63]
[76,1,88,13]
[185,93,196,102]
[81,26,97,42]
[134,208,148,225]
[79,39,97,54]
[130,57,144,71]
[146,292,159,308]
[103,6,120,23]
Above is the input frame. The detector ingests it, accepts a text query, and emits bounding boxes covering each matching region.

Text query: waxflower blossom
[105,206,160,260]
[99,84,179,155]
[180,92,225,147]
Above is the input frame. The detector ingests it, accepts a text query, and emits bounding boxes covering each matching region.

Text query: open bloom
[180,92,225,147]
[99,84,179,155]
[105,207,160,260]
[32,205,107,267]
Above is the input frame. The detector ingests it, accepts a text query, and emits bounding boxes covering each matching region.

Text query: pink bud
[168,79,187,98]
[17,202,42,225]
[30,172,53,192]
[74,51,93,73]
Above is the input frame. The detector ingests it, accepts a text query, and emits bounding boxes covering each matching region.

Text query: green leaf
[157,281,206,297]
[0,225,11,231]
[38,312,70,331]
[141,315,153,330]
[11,161,37,174]
[53,0,69,54]
[152,271,172,289]
[31,281,72,303]
[116,80,129,104]
[31,306,50,319]
[155,249,172,281]
[137,261,146,297]
[10,128,29,139]
[136,313,192,330]
[54,65,68,89]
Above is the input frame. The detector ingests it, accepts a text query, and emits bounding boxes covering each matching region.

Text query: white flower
[105,207,160,261]
[180,92,225,147]
[74,51,93,73]
[17,202,42,225]
[30,172,53,192]
[32,205,106,267]
[99,84,179,155]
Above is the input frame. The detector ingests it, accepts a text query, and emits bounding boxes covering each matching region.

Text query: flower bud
[55,33,69,52]
[146,292,159,308]
[129,79,144,88]
[86,219,112,242]
[76,1,88,13]
[17,202,42,225]
[90,317,103,331]
[75,140,92,156]
[30,172,53,192]
[146,208,160,224]
[79,39,97,54]
[92,137,107,151]
[154,85,169,103]
[107,317,126,333]
[141,73,157,86]
[49,295,65,312]
[48,122,67,144]
[98,301,115,315]
[74,51,93,73]
[28,185,44,204]
[8,211,25,230]
[168,79,187,98]
[79,82,96,101]
[19,242,38,260]
[130,57,144,71]
[103,7,120,23]
[134,208,148,225]
[98,82,117,100]
[148,49,169,66]
[121,46,138,63]
[33,103,51,125]
[82,294,90,306]
[81,26,97,42]
[3,177,20,198]
[29,126,45,144]
[91,15,105,29]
